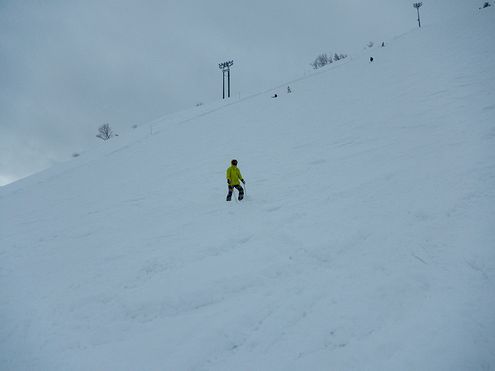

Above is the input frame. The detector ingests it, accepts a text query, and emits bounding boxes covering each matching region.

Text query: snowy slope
[1,9,495,371]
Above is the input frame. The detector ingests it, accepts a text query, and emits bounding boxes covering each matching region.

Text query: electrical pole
[222,69,225,99]
[218,60,234,99]
[413,2,423,28]
[227,68,231,98]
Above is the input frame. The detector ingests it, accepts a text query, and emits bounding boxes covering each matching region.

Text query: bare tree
[314,53,327,69]
[311,53,332,69]
[311,51,348,69]
[96,123,114,141]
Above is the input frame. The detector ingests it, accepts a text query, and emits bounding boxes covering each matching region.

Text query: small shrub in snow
[311,53,332,69]
[311,52,347,69]
[96,123,115,141]
[195,102,204,107]
[333,53,347,62]
[72,153,80,158]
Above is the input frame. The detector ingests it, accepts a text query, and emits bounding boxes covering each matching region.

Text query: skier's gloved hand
[241,179,245,184]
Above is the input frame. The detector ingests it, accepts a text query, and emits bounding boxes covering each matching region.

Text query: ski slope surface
[1,9,495,371]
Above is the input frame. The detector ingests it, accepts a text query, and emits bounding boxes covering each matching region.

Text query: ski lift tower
[413,2,423,28]
[219,60,234,99]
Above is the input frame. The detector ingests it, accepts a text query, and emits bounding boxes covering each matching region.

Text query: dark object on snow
[287,86,292,93]
[481,1,491,8]
[272,94,278,98]
[370,57,374,62]
[381,42,385,47]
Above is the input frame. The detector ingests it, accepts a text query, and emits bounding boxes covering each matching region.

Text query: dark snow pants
[226,184,244,201]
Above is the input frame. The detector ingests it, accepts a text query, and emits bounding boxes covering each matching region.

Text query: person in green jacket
[226,159,245,201]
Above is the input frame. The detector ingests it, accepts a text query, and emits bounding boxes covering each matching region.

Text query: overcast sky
[0,0,476,185]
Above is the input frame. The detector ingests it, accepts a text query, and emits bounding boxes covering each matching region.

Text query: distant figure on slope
[226,159,245,201]
[272,93,278,98]
[381,42,385,47]
[369,56,374,63]
[287,86,292,93]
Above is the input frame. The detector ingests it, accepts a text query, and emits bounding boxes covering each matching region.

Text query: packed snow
[1,8,494,371]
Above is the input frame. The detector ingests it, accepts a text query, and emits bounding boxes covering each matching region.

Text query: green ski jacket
[226,165,244,186]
